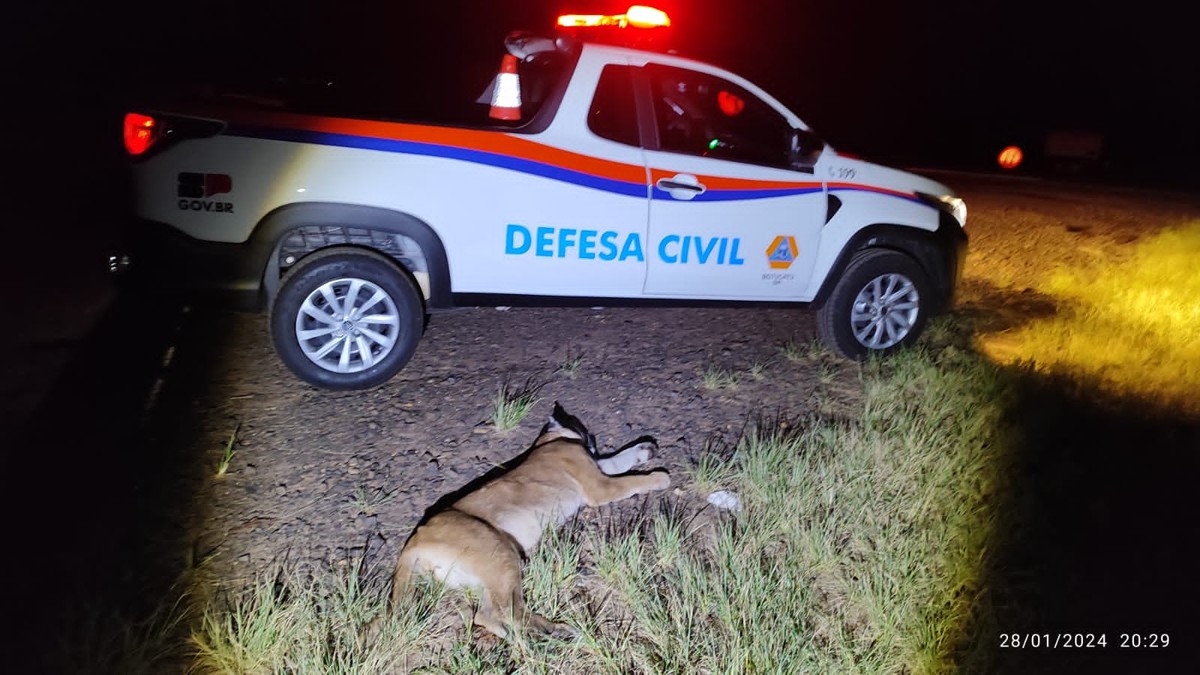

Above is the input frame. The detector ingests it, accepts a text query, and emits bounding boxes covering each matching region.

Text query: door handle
[656,174,707,200]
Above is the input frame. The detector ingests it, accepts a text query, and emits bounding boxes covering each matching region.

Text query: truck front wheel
[817,249,932,360]
[270,248,424,390]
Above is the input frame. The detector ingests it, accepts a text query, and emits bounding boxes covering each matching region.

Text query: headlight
[938,195,967,228]
[917,192,968,228]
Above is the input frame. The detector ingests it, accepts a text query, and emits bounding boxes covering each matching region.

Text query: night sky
[14,0,1198,182]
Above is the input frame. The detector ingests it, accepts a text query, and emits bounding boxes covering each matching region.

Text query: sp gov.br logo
[177,172,234,213]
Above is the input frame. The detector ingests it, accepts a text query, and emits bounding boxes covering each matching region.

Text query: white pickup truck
[123,8,967,390]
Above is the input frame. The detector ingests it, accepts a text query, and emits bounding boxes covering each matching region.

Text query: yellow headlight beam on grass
[976,221,1200,412]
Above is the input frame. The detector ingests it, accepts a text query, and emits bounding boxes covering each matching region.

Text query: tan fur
[390,415,669,639]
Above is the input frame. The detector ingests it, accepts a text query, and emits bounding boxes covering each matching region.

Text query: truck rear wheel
[817,249,931,360]
[270,248,424,390]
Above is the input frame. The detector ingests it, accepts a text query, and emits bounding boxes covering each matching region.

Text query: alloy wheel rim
[850,273,920,349]
[295,277,401,374]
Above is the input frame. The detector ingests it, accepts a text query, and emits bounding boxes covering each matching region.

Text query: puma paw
[631,441,657,465]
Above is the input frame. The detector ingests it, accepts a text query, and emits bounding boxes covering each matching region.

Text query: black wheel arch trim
[251,202,453,310]
[813,214,967,313]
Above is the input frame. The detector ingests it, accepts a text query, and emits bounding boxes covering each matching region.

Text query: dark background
[11,0,1198,184]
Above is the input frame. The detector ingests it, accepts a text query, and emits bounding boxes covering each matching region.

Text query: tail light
[122,112,225,158]
[123,112,160,156]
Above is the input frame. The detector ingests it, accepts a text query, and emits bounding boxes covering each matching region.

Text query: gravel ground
[144,172,1200,591]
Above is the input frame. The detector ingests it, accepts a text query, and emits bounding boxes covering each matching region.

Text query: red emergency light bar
[557,5,671,29]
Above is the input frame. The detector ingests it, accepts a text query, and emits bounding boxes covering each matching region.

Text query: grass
[747,361,768,380]
[701,364,740,390]
[352,486,395,515]
[976,219,1200,413]
[191,560,447,674]
[556,347,585,379]
[54,584,194,674]
[601,346,1013,673]
[816,358,839,385]
[180,341,1018,673]
[489,378,542,431]
[780,336,826,363]
[688,436,739,497]
[215,424,239,478]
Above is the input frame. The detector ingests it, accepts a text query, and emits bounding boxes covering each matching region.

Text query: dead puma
[390,403,670,639]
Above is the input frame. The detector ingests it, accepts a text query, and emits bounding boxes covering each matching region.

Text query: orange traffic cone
[489,54,522,121]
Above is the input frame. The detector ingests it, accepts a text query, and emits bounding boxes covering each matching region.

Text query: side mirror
[790,128,824,169]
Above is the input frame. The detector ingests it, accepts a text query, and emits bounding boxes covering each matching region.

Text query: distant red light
[998,145,1023,170]
[124,113,159,156]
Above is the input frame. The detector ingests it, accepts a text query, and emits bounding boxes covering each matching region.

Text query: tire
[816,248,931,360]
[269,248,424,390]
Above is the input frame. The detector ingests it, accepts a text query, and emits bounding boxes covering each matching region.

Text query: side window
[588,65,640,146]
[647,64,793,168]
